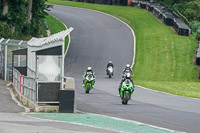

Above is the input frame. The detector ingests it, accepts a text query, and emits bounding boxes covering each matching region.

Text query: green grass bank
[47,0,200,98]
[45,14,69,51]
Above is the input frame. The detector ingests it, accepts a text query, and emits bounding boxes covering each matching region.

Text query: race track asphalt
[49,5,200,133]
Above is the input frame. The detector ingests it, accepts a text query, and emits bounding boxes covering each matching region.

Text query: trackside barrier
[13,68,36,102]
[131,1,191,36]
[59,77,75,113]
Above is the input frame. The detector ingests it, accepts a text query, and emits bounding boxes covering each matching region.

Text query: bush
[189,20,200,32]
[156,0,200,22]
[0,0,50,38]
[0,22,13,38]
[196,32,200,41]
[183,0,200,22]
[30,18,47,37]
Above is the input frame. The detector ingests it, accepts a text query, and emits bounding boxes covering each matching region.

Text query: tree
[0,0,51,37]
[1,0,9,23]
[2,0,8,15]
[31,0,51,37]
[183,0,200,21]
[27,0,33,24]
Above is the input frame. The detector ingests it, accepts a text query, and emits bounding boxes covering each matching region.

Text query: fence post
[4,45,7,80]
[20,75,21,92]
[23,77,24,95]
[17,73,18,90]
[4,39,10,81]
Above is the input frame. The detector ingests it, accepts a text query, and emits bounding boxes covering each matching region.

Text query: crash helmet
[109,61,112,64]
[87,67,92,71]
[126,64,131,70]
[126,64,130,68]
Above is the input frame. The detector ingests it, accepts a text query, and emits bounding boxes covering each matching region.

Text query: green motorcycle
[120,79,134,104]
[83,73,95,93]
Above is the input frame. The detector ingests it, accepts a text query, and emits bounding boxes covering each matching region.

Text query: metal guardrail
[13,68,36,102]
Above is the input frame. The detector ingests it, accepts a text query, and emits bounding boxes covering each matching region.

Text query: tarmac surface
[49,5,200,133]
[0,80,24,113]
[0,80,119,133]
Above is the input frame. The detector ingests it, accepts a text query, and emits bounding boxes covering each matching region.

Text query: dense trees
[156,0,200,22]
[0,0,50,38]
[2,0,8,16]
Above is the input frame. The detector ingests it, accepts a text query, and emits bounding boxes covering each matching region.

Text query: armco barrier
[140,1,146,9]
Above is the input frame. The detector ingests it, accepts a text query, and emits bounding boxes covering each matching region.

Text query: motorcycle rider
[122,64,133,75]
[119,64,134,94]
[106,61,114,75]
[83,67,95,86]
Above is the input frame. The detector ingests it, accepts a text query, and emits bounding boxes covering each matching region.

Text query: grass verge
[46,0,200,98]
[45,14,69,51]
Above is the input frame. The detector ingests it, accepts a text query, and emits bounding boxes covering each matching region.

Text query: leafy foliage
[7,0,28,36]
[0,0,2,14]
[0,21,12,38]
[155,0,200,22]
[0,0,50,38]
[183,0,200,22]
[196,31,200,40]
[189,21,200,33]
[30,0,49,37]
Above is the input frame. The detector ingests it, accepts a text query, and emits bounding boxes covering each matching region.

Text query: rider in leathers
[106,61,114,75]
[83,67,95,86]
[119,64,134,93]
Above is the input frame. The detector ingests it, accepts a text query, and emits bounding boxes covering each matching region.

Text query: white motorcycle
[107,66,114,78]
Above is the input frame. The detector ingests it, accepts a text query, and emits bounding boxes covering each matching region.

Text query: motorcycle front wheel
[85,84,90,94]
[123,93,129,105]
